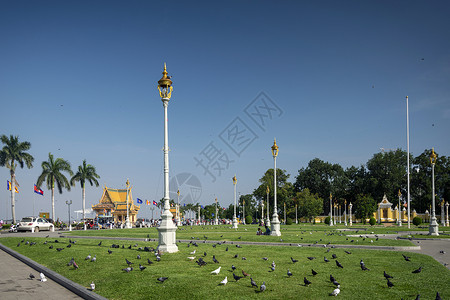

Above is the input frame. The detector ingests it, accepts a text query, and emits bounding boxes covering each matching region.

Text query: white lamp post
[232,175,238,229]
[261,201,264,226]
[243,198,246,225]
[266,185,271,227]
[66,200,72,231]
[429,148,439,236]
[215,197,218,225]
[270,139,281,236]
[329,193,333,226]
[176,189,181,226]
[349,202,353,226]
[406,96,411,228]
[440,199,445,226]
[156,64,178,252]
[125,179,132,229]
[344,200,347,226]
[445,201,449,227]
[295,204,298,224]
[398,190,402,226]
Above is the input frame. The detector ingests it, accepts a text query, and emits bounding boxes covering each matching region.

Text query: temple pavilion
[92,185,140,224]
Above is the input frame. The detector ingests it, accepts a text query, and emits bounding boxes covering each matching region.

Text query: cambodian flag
[153,200,158,206]
[34,185,44,195]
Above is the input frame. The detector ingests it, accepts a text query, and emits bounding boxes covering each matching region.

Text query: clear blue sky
[1,1,449,221]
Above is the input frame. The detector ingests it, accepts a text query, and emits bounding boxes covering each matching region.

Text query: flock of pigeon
[14,232,446,298]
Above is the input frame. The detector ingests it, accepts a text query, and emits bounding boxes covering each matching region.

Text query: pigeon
[262,257,268,261]
[234,254,239,258]
[220,277,228,285]
[324,257,330,263]
[187,256,196,261]
[147,259,153,265]
[307,257,316,260]
[287,269,293,277]
[139,264,146,271]
[330,274,336,283]
[436,292,442,300]
[384,271,393,279]
[56,248,64,251]
[242,270,250,277]
[122,267,133,273]
[344,251,352,254]
[226,247,228,251]
[157,277,168,283]
[85,254,91,260]
[336,260,343,268]
[233,273,243,281]
[332,280,340,287]
[137,255,141,260]
[126,259,133,266]
[260,281,266,292]
[231,265,236,271]
[386,278,394,288]
[412,267,422,274]
[270,266,275,272]
[204,252,207,257]
[242,257,247,260]
[108,249,112,254]
[156,256,161,262]
[251,277,257,288]
[304,277,311,286]
[291,257,298,263]
[331,254,337,259]
[29,273,35,280]
[66,244,72,248]
[98,241,102,246]
[312,269,318,276]
[40,273,47,282]
[402,254,411,261]
[212,255,219,263]
[415,295,420,300]
[73,261,79,269]
[17,242,21,247]
[90,281,95,290]
[67,257,74,266]
[190,250,196,255]
[91,255,96,262]
[361,264,369,271]
[271,261,276,268]
[211,266,221,275]
[330,286,340,296]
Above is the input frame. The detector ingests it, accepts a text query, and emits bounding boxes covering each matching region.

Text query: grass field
[1,229,449,299]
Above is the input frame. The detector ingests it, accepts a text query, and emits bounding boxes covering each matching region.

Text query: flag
[137,198,143,204]
[212,213,214,216]
[7,181,19,193]
[201,205,204,209]
[146,200,150,205]
[34,185,44,196]
[153,200,158,206]
[183,203,186,207]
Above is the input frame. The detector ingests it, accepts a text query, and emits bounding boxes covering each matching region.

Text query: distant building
[92,186,140,224]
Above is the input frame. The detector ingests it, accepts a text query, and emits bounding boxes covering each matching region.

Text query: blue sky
[1,1,449,221]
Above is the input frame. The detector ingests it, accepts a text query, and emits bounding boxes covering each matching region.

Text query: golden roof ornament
[157,63,173,99]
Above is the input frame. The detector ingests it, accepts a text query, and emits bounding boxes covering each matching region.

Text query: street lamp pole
[156,64,178,252]
[295,204,298,224]
[344,200,347,226]
[406,96,411,228]
[243,199,245,225]
[66,200,72,230]
[398,190,402,226]
[215,197,218,225]
[445,201,449,227]
[441,199,445,226]
[125,179,131,228]
[232,175,238,229]
[349,202,353,226]
[266,186,271,227]
[329,193,333,226]
[429,148,439,236]
[270,139,281,236]
[176,189,180,226]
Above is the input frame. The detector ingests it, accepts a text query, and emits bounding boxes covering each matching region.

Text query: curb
[0,242,108,300]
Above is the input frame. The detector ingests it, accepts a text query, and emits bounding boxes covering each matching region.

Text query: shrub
[369,217,376,226]
[2,224,11,229]
[245,215,252,225]
[324,216,330,225]
[413,217,422,226]
[286,218,293,225]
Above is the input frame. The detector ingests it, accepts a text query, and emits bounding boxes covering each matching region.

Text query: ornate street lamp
[270,139,281,236]
[440,199,445,226]
[398,190,402,226]
[344,200,347,226]
[261,200,264,226]
[156,64,178,252]
[445,201,449,227]
[215,197,218,225]
[329,193,333,226]
[349,202,353,226]
[125,179,131,229]
[66,200,72,231]
[232,175,238,229]
[428,148,439,236]
[176,189,181,226]
[266,185,271,227]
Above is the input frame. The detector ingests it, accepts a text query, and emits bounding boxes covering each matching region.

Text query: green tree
[0,135,34,223]
[70,160,100,229]
[239,194,256,223]
[354,194,377,223]
[36,153,73,221]
[366,149,409,204]
[295,188,323,222]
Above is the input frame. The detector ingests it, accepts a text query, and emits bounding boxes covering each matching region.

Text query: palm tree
[70,160,100,230]
[36,153,73,221]
[0,135,34,223]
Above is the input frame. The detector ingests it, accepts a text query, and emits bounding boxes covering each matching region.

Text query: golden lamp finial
[266,185,270,194]
[430,148,437,165]
[157,63,173,99]
[271,138,279,157]
[398,189,401,197]
[232,175,237,185]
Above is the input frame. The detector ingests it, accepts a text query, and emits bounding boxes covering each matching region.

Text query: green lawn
[1,235,448,300]
[63,224,415,247]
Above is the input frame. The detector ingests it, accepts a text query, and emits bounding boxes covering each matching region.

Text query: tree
[295,188,323,222]
[36,153,73,221]
[354,194,377,223]
[253,168,293,216]
[239,194,256,223]
[70,160,100,229]
[0,135,34,223]
[294,158,347,214]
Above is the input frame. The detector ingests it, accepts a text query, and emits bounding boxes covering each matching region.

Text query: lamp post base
[265,218,271,227]
[157,208,178,253]
[125,218,132,229]
[428,217,439,236]
[232,216,238,229]
[270,214,281,236]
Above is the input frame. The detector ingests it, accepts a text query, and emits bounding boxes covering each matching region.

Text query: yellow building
[92,186,140,224]
[373,194,408,223]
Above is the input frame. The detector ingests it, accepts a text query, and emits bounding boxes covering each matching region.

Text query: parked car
[17,217,54,232]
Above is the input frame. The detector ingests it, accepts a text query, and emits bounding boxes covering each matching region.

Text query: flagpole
[406,96,411,229]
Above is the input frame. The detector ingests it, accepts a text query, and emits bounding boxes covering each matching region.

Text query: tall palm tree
[36,153,73,221]
[70,160,100,230]
[0,135,34,223]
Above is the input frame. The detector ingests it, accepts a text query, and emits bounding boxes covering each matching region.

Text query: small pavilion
[92,185,140,224]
